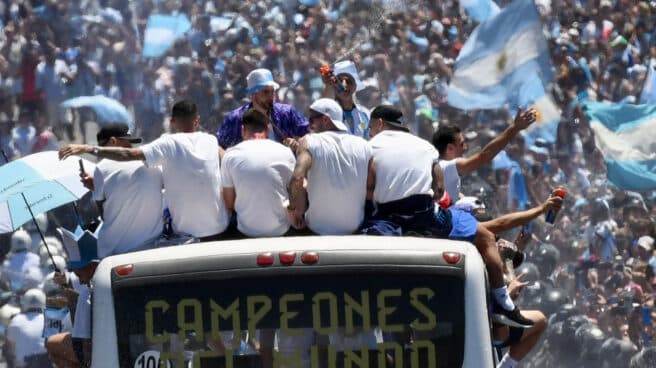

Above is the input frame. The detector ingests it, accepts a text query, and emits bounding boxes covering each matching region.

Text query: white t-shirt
[142,132,229,237]
[93,160,163,258]
[222,139,295,237]
[304,131,371,235]
[370,130,439,203]
[6,311,46,365]
[72,285,91,339]
[438,159,461,202]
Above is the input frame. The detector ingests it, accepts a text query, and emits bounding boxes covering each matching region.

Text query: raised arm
[456,108,536,176]
[59,144,145,161]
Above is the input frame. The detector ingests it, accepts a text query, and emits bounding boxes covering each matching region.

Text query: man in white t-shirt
[288,98,372,235]
[431,108,536,203]
[79,123,163,258]
[368,105,534,329]
[60,100,229,240]
[6,289,48,368]
[222,109,296,237]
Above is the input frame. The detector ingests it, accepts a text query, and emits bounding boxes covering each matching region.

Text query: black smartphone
[78,159,85,176]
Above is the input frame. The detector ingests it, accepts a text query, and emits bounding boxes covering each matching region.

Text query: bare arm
[288,140,312,214]
[59,144,145,161]
[431,162,445,201]
[366,159,375,201]
[222,187,236,213]
[481,196,563,233]
[456,108,536,176]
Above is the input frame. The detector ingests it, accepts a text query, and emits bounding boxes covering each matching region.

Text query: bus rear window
[114,271,465,368]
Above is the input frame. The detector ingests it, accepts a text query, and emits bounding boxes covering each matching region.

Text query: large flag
[582,102,656,190]
[460,0,500,23]
[447,0,553,110]
[142,14,192,58]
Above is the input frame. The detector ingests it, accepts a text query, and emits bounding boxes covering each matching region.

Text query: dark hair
[432,124,461,155]
[171,100,198,122]
[242,109,267,133]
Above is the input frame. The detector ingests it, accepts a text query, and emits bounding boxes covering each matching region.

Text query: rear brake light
[301,251,319,264]
[443,252,462,264]
[257,252,274,266]
[114,264,134,276]
[279,251,296,265]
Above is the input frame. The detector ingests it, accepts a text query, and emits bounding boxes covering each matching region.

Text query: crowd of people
[1,0,656,367]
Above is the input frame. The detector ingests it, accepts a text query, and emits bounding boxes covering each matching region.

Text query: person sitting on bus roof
[221,109,296,237]
[431,108,537,203]
[46,229,100,368]
[79,123,163,258]
[366,105,533,328]
[287,98,372,235]
[59,100,230,241]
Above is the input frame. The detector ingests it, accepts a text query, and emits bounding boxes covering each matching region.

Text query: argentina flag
[460,0,500,23]
[582,102,656,190]
[143,14,192,58]
[447,0,553,110]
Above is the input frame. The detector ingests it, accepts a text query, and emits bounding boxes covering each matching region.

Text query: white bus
[91,236,494,367]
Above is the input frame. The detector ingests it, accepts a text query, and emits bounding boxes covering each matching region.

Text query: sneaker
[492,301,534,328]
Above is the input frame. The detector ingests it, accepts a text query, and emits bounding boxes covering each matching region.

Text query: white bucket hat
[333,60,364,92]
[246,68,280,95]
[309,98,347,131]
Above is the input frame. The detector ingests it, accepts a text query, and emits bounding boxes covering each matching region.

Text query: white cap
[638,236,654,251]
[21,288,46,311]
[11,230,31,252]
[333,60,364,92]
[246,68,280,95]
[453,196,486,213]
[309,98,347,131]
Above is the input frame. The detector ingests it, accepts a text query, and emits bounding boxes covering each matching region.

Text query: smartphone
[521,223,532,238]
[78,159,85,176]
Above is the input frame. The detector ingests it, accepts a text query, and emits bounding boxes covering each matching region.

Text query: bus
[91,236,494,368]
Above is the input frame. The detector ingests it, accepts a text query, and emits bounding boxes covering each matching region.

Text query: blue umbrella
[61,95,135,133]
[0,151,95,233]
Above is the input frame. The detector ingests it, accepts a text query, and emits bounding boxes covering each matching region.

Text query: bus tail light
[257,252,274,266]
[443,252,462,264]
[301,251,319,264]
[114,264,134,276]
[279,251,296,265]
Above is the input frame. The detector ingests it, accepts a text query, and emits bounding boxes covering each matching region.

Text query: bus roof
[99,235,479,267]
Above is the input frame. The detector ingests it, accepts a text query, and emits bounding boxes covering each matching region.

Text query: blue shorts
[435,207,478,242]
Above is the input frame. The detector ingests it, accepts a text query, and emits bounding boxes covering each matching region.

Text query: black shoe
[492,302,534,328]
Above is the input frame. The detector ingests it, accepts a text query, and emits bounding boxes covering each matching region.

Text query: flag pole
[20,193,59,273]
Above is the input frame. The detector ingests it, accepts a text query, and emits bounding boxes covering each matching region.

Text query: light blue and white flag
[582,102,656,190]
[143,14,192,58]
[447,0,553,110]
[518,75,561,146]
[640,59,656,105]
[460,0,500,23]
